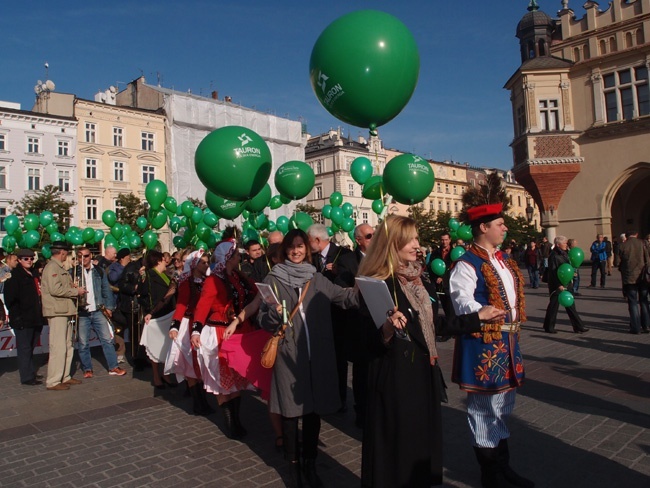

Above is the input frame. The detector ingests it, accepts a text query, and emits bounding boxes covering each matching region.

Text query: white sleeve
[449,260,483,316]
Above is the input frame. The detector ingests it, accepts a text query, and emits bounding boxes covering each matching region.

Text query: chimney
[211,91,218,100]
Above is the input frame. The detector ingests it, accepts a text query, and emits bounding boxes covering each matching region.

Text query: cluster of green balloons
[555,247,584,308]
[321,192,356,239]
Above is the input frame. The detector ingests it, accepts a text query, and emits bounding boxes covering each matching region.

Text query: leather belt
[496,322,521,333]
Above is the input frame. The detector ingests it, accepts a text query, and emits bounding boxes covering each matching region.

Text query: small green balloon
[136,216,148,230]
[41,243,52,259]
[94,229,105,243]
[169,217,182,233]
[342,202,354,218]
[4,215,19,234]
[145,179,168,211]
[24,230,40,248]
[181,201,194,218]
[173,236,187,248]
[164,196,178,213]
[275,161,315,200]
[457,224,473,242]
[150,210,167,230]
[341,217,355,232]
[568,247,584,268]
[290,212,313,232]
[330,207,344,225]
[276,216,290,234]
[448,218,460,231]
[269,195,283,210]
[110,224,123,240]
[191,207,203,224]
[430,258,447,277]
[142,230,158,250]
[372,199,384,215]
[362,176,384,200]
[322,205,332,219]
[102,210,117,228]
[350,157,373,185]
[558,290,575,308]
[51,232,65,243]
[203,211,219,228]
[39,211,54,227]
[451,246,466,262]
[82,227,95,243]
[46,222,59,235]
[557,263,575,287]
[330,192,343,207]
[24,213,40,231]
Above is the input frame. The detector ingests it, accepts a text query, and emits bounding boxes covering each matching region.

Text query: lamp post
[525,204,534,223]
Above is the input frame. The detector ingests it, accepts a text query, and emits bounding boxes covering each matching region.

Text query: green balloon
[129,235,142,249]
[94,229,105,243]
[280,195,291,205]
[330,221,340,233]
[207,232,218,248]
[330,207,344,225]
[276,216,290,234]
[136,216,148,230]
[24,213,40,231]
[350,157,373,185]
[102,210,117,228]
[451,246,466,262]
[290,212,313,232]
[150,209,167,230]
[330,192,343,207]
[142,230,158,250]
[557,263,575,287]
[145,179,168,211]
[246,184,272,213]
[195,125,272,201]
[430,258,447,277]
[243,228,259,243]
[252,213,269,230]
[309,10,419,129]
[104,234,118,248]
[82,227,95,243]
[169,217,182,233]
[341,217,355,232]
[568,247,585,268]
[24,230,40,248]
[267,221,277,232]
[558,290,575,308]
[4,215,19,234]
[2,235,16,252]
[275,161,315,200]
[205,190,247,220]
[51,232,65,243]
[181,201,194,218]
[191,207,203,224]
[342,202,354,218]
[242,210,250,220]
[196,223,211,242]
[46,222,59,235]
[203,212,219,228]
[327,227,334,237]
[457,224,473,242]
[322,205,332,219]
[173,236,186,248]
[164,196,178,213]
[372,199,384,215]
[269,195,283,210]
[39,211,54,227]
[448,218,460,231]
[41,243,52,259]
[383,154,435,205]
[362,176,384,200]
[110,223,123,240]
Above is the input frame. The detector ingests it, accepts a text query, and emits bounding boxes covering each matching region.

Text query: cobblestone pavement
[1,270,649,487]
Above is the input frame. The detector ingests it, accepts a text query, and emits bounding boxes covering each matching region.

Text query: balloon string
[379,184,398,308]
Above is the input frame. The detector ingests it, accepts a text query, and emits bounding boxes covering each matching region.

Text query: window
[437,183,441,193]
[604,66,649,122]
[452,170,456,176]
[114,198,124,214]
[113,127,123,147]
[315,160,322,174]
[85,197,98,221]
[454,202,458,212]
[141,131,154,151]
[0,166,5,189]
[348,182,355,197]
[539,100,560,130]
[518,195,522,207]
[0,133,5,150]
[446,202,450,211]
[362,212,369,224]
[114,161,125,181]
[27,136,40,154]
[0,207,5,231]
[27,168,41,190]
[429,200,434,211]
[85,159,97,179]
[438,201,443,211]
[58,170,71,192]
[142,165,155,183]
[445,184,449,194]
[315,186,322,199]
[85,123,96,143]
[453,185,457,195]
[57,140,69,156]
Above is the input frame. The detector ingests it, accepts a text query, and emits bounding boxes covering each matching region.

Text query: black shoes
[302,458,324,488]
[544,329,557,334]
[21,379,43,386]
[574,328,589,334]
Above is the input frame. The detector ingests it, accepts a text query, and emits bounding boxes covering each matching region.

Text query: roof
[0,106,77,123]
[517,9,554,36]
[520,56,574,70]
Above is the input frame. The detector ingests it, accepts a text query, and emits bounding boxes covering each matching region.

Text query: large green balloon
[145,179,168,211]
[275,161,315,200]
[142,230,158,250]
[430,258,447,277]
[195,125,272,201]
[362,176,384,200]
[309,10,420,129]
[383,154,435,205]
[557,263,575,287]
[4,215,19,234]
[350,157,373,185]
[246,184,272,213]
[205,190,246,220]
[290,212,314,232]
[102,210,117,228]
[330,192,343,207]
[568,247,585,268]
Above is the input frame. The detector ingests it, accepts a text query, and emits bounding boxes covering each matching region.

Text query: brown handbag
[261,280,311,369]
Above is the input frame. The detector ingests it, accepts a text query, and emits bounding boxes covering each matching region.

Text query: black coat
[547,246,571,293]
[361,279,481,488]
[138,269,176,318]
[117,260,143,314]
[312,242,350,283]
[4,265,43,329]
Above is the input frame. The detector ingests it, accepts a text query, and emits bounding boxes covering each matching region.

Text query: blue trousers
[77,310,118,372]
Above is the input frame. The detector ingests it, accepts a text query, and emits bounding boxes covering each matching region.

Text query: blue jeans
[78,310,118,371]
[527,265,540,288]
[623,284,650,333]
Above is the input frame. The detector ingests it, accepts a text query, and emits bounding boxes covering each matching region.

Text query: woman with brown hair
[358,215,504,488]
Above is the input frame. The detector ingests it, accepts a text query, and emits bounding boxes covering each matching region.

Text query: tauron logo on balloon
[234,133,261,158]
[319,71,345,108]
[277,165,299,176]
[407,157,430,173]
[221,202,237,210]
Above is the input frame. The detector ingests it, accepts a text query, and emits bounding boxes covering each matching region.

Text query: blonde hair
[358,215,418,280]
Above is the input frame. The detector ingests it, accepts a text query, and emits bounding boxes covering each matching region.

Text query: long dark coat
[258,271,358,418]
[4,265,43,329]
[361,279,481,488]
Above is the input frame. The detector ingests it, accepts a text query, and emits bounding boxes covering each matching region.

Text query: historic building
[0,101,77,233]
[505,0,650,244]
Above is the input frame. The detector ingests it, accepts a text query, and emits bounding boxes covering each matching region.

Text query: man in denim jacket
[589,234,608,288]
[71,247,126,378]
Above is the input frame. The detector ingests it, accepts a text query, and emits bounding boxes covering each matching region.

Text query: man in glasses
[4,249,43,385]
[335,223,374,427]
[71,247,126,379]
[41,241,87,390]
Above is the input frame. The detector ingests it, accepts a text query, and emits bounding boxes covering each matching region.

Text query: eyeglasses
[364,233,374,239]
[20,257,34,261]
[79,254,91,258]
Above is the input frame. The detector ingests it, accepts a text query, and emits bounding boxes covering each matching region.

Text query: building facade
[0,102,77,234]
[506,0,650,244]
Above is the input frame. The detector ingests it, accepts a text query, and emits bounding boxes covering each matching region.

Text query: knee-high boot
[473,446,510,488]
[231,396,247,437]
[189,383,214,416]
[497,439,535,488]
[220,400,241,440]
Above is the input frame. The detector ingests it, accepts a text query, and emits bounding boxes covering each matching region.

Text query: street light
[525,204,534,223]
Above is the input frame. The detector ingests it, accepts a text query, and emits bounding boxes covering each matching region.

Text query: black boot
[198,383,215,415]
[231,396,247,438]
[302,458,324,488]
[286,460,303,488]
[474,446,511,488]
[189,384,214,416]
[498,439,535,488]
[220,400,241,440]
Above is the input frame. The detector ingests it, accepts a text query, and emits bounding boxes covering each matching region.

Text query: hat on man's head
[16,248,36,258]
[50,241,71,251]
[466,203,504,225]
[117,248,131,260]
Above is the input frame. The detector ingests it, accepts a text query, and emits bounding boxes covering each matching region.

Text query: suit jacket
[619,237,649,285]
[334,247,363,288]
[313,242,350,283]
[41,258,78,317]
[4,265,43,328]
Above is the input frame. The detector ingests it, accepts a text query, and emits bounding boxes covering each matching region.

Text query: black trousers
[591,260,606,287]
[543,292,584,331]
[282,413,321,462]
[333,320,348,405]
[13,326,42,383]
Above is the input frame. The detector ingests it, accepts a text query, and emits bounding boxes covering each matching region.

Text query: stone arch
[604,162,650,238]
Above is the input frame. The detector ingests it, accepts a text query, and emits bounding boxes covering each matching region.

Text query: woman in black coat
[4,249,44,385]
[357,216,505,488]
[542,236,588,334]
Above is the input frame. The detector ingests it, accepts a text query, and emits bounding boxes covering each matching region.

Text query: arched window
[538,39,546,56]
[625,32,633,49]
[599,39,607,56]
[573,47,581,62]
[637,29,645,45]
[610,36,617,52]
[528,41,535,59]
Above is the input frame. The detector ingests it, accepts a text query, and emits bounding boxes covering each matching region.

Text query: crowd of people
[2,213,649,487]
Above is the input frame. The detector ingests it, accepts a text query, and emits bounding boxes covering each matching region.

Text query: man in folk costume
[449,202,534,488]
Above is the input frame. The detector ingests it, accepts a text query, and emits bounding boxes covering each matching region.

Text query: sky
[0,1,567,170]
